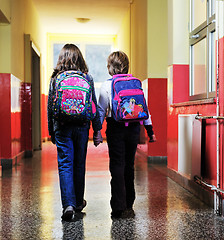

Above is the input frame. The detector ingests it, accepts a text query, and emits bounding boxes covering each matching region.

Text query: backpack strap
[112,74,132,79]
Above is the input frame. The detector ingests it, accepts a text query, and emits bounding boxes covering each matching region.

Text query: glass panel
[210,0,216,16]
[192,0,206,30]
[53,43,65,68]
[192,38,207,95]
[210,31,216,92]
[53,43,80,68]
[85,44,111,83]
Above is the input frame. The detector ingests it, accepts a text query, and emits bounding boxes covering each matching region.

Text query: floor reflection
[0,141,224,239]
[111,218,136,240]
[62,213,85,239]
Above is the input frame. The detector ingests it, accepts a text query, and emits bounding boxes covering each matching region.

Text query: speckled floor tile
[0,141,224,240]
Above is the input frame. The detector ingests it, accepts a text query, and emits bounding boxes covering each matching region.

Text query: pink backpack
[53,71,96,122]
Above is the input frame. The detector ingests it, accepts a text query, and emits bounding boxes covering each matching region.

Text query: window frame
[189,0,216,101]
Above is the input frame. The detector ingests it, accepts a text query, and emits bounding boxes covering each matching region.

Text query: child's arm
[47,78,55,144]
[144,124,156,142]
[143,110,156,142]
[89,76,102,133]
[98,82,110,125]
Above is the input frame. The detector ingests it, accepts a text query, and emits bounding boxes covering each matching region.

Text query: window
[85,44,111,83]
[53,42,112,99]
[189,0,216,100]
[53,43,111,83]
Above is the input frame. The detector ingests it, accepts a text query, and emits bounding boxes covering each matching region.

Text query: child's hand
[149,134,156,142]
[93,131,103,147]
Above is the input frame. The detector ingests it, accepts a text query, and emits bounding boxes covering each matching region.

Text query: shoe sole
[61,210,74,221]
[75,200,87,212]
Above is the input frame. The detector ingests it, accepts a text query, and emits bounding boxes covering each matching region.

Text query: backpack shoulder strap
[112,74,132,79]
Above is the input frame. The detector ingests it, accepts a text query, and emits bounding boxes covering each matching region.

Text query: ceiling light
[76,18,91,23]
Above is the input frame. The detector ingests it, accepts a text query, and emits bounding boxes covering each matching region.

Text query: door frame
[24,34,41,151]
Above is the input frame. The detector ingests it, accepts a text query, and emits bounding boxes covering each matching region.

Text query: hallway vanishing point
[1,141,224,240]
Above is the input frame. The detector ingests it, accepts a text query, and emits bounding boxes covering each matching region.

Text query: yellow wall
[130,0,148,80]
[116,8,131,63]
[0,25,11,73]
[116,0,148,81]
[148,0,168,78]
[168,0,189,65]
[0,0,11,22]
[0,0,41,82]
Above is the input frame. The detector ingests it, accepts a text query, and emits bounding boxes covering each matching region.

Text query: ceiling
[32,0,130,35]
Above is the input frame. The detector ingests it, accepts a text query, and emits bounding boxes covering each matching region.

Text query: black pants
[106,118,140,211]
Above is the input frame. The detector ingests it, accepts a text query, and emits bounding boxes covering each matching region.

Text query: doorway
[31,47,41,151]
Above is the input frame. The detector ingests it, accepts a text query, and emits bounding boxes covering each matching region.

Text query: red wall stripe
[167,64,217,183]
[0,73,11,158]
[148,78,167,156]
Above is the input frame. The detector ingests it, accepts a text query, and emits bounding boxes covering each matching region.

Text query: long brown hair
[107,51,129,76]
[51,44,88,78]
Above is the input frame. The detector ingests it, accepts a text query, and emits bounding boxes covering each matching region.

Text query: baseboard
[1,158,13,170]
[148,156,167,165]
[1,151,25,170]
[24,150,33,158]
[166,167,214,208]
[1,150,33,171]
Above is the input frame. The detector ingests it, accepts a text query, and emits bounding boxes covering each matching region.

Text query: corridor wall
[146,0,168,159]
[0,0,10,23]
[116,0,168,159]
[0,0,42,168]
[167,0,222,193]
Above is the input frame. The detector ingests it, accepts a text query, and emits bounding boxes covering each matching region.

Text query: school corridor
[0,141,223,240]
[2,0,224,239]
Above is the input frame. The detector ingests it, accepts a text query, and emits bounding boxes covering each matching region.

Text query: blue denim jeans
[55,122,89,209]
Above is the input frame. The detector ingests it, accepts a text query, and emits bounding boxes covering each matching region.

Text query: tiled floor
[1,141,224,239]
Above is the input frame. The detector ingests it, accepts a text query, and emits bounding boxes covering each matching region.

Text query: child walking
[98,51,156,218]
[48,44,102,221]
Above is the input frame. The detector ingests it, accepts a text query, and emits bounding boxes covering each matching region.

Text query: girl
[48,44,102,221]
[98,51,156,218]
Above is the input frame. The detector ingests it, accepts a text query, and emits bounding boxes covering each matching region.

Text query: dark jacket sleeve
[89,75,102,132]
[144,124,154,138]
[47,78,55,139]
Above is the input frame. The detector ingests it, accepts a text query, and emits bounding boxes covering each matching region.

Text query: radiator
[178,114,202,180]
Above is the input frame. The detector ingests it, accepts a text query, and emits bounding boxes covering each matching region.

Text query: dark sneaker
[125,208,135,218]
[111,210,124,218]
[61,206,74,221]
[75,200,87,212]
[111,209,135,219]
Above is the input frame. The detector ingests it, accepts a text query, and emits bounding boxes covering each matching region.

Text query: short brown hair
[107,51,129,76]
[52,44,88,77]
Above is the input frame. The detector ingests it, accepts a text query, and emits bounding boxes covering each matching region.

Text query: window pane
[192,0,206,30]
[210,31,216,92]
[53,43,80,68]
[192,38,207,95]
[85,44,111,83]
[210,0,216,16]
[53,44,65,68]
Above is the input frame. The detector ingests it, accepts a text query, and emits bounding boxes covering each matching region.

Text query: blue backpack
[111,74,149,126]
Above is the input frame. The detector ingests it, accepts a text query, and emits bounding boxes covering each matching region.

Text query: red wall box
[0,73,11,159]
[41,94,50,140]
[0,74,33,169]
[148,78,167,158]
